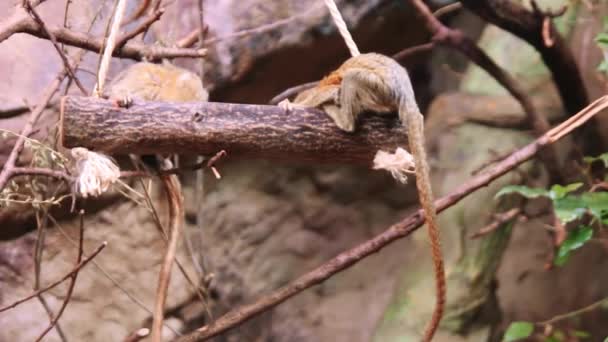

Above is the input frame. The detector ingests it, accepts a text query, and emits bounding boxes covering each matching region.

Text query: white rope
[93,0,128,97]
[323,0,360,57]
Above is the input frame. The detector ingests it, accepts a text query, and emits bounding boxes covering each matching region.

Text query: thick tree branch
[175,96,608,342]
[60,96,408,165]
[407,0,563,181]
[459,0,588,114]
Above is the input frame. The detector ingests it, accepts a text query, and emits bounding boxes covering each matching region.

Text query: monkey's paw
[278,99,295,111]
[113,95,133,108]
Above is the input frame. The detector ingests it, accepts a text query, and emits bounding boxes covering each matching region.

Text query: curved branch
[175,96,608,342]
[459,0,588,114]
[407,0,563,181]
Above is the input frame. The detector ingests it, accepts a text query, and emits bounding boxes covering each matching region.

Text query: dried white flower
[373,147,416,184]
[71,147,120,198]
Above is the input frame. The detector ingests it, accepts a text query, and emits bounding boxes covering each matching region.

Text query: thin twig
[23,1,87,95]
[48,215,182,336]
[175,97,608,342]
[62,0,71,32]
[151,163,184,342]
[538,296,608,325]
[36,295,68,342]
[470,208,521,239]
[0,242,106,313]
[11,167,74,182]
[0,60,75,191]
[115,9,165,49]
[35,210,86,341]
[136,177,209,306]
[130,169,206,338]
[33,198,68,342]
[176,28,202,48]
[392,42,435,62]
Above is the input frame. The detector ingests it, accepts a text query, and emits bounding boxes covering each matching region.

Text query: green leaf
[504,321,534,341]
[596,32,608,45]
[553,196,587,224]
[555,226,593,266]
[549,183,583,200]
[599,60,608,73]
[582,192,608,224]
[573,330,590,339]
[584,152,608,168]
[495,185,549,199]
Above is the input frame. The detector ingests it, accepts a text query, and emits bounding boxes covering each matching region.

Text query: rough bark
[60,96,408,165]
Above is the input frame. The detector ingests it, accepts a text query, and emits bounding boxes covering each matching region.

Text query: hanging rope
[322,0,360,56]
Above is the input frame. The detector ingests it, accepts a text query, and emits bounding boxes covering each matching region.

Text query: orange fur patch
[318,71,342,87]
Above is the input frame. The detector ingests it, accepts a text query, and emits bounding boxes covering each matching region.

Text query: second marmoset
[107,61,208,103]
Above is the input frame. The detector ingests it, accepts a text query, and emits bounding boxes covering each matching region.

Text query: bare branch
[459,0,587,114]
[406,0,563,181]
[0,17,206,61]
[470,208,522,239]
[0,53,81,192]
[115,9,165,50]
[174,96,608,341]
[0,242,107,313]
[23,1,87,95]
[35,211,86,341]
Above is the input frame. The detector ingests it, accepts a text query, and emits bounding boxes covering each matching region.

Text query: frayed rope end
[71,147,120,198]
[373,147,416,184]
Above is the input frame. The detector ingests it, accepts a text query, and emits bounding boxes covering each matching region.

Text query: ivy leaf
[495,185,548,199]
[553,196,587,224]
[582,192,608,224]
[504,321,534,341]
[584,152,608,168]
[549,183,583,200]
[555,226,593,266]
